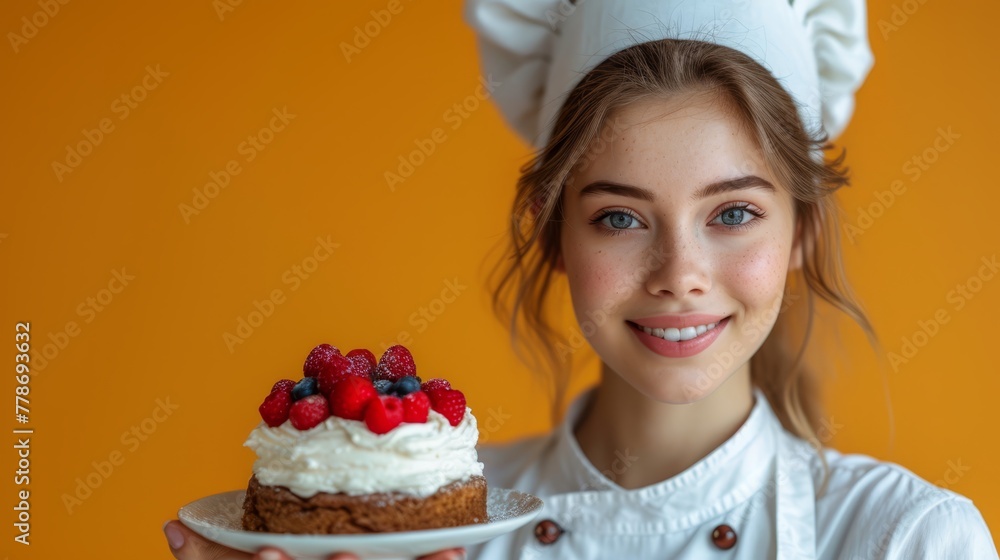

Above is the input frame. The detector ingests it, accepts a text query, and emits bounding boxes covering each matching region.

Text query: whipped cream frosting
[244,407,484,498]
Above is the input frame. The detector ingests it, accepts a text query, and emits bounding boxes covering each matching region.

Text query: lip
[629,314,728,330]
[628,316,730,358]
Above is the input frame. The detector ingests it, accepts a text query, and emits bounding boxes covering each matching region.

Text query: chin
[612,361,733,405]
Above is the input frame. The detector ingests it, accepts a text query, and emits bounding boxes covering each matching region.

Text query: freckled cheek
[564,244,629,311]
[723,244,789,308]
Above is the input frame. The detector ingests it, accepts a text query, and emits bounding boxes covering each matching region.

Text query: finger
[252,548,295,560]
[326,554,360,560]
[164,520,253,560]
[418,548,466,560]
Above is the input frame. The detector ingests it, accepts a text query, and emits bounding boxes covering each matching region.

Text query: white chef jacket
[469,387,999,559]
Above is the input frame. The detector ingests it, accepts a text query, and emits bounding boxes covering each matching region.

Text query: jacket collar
[550,386,784,529]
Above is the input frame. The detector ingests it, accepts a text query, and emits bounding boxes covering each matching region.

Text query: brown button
[534,519,564,545]
[711,524,737,550]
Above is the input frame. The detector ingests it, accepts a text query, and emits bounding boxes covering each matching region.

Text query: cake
[241,343,488,534]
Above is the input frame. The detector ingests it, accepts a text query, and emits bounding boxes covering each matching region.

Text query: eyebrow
[577,175,775,202]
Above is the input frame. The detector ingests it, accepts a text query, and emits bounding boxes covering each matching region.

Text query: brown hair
[487,38,881,495]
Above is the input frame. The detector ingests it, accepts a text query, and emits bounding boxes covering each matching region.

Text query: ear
[789,217,804,272]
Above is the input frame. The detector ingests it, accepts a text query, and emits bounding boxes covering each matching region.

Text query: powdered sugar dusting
[180,490,246,530]
[487,488,543,522]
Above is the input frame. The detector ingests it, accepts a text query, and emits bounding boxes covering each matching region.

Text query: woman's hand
[163,520,466,560]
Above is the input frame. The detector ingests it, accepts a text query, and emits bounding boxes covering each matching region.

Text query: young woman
[164,1,998,558]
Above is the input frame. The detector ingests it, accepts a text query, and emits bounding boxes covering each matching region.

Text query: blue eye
[720,207,746,226]
[713,203,765,231]
[590,209,642,235]
[606,212,637,229]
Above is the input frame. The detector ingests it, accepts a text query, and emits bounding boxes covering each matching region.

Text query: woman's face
[559,94,801,403]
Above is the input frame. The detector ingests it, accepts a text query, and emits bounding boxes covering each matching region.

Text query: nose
[641,232,712,298]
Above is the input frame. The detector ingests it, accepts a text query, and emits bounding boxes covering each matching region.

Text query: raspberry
[303,344,341,377]
[427,388,466,427]
[420,378,451,392]
[288,394,331,430]
[346,348,377,371]
[373,345,416,382]
[270,379,296,394]
[328,376,378,421]
[259,391,293,427]
[402,391,430,423]
[365,395,404,434]
[317,354,353,396]
[347,355,374,378]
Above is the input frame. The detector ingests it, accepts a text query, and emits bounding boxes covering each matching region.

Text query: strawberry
[328,376,378,421]
[420,378,451,392]
[270,379,296,394]
[365,395,403,434]
[427,388,466,427]
[402,391,430,423]
[317,354,353,396]
[374,345,416,382]
[346,349,377,371]
[259,390,293,427]
[289,394,330,430]
[303,343,340,377]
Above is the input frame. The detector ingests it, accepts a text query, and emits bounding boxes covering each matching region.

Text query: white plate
[178,487,543,560]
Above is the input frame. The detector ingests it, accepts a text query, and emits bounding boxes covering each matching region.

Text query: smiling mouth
[626,318,729,342]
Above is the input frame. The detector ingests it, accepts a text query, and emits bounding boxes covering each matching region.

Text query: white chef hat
[463,0,875,152]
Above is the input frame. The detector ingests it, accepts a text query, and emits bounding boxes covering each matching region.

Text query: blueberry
[291,377,318,401]
[374,379,394,395]
[390,375,421,397]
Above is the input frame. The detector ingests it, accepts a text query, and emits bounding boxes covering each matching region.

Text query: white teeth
[640,320,721,342]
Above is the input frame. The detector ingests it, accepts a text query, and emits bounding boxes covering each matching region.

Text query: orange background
[1,0,998,557]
